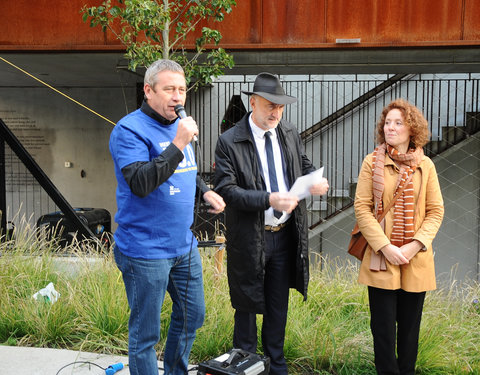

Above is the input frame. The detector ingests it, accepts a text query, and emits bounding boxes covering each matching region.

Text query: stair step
[426,124,474,156]
[466,112,480,135]
[442,126,468,145]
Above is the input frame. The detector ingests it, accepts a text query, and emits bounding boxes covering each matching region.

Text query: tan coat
[354,152,444,292]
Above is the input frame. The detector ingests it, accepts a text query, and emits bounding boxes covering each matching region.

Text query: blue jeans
[114,246,205,375]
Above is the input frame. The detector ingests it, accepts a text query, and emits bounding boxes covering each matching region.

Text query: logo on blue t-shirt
[159,141,170,150]
[169,185,181,195]
[177,144,196,170]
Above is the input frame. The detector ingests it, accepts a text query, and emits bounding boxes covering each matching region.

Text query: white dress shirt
[249,114,290,225]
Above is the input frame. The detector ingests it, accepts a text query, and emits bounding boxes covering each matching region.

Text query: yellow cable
[0,56,116,126]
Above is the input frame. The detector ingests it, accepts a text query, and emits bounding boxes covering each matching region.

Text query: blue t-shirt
[109,109,198,259]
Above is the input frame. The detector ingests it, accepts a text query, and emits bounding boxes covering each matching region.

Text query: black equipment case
[36,207,111,246]
[197,349,270,375]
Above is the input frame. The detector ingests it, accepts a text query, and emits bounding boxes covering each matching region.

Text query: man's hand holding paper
[274,168,329,222]
[289,167,329,200]
[269,192,299,214]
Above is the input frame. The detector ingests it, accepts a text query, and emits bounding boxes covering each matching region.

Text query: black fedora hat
[242,72,297,105]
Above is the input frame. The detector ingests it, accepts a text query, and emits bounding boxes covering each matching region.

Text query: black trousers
[368,286,426,375]
[233,222,295,375]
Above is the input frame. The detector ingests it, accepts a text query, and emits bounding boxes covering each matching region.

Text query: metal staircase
[303,76,480,231]
[425,112,480,156]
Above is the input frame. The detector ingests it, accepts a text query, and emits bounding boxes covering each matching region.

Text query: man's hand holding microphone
[173,104,226,214]
[172,104,198,150]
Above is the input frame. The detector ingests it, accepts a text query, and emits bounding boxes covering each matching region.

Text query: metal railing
[186,73,480,228]
[1,73,478,242]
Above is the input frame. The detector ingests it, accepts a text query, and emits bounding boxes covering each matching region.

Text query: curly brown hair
[376,98,430,148]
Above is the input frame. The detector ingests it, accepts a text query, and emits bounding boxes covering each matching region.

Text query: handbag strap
[375,172,414,223]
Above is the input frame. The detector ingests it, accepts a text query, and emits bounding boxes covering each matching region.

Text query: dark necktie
[265,131,282,219]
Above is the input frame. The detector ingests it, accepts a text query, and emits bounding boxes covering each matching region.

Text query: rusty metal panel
[262,0,327,44]
[464,0,480,40]
[0,0,120,48]
[0,0,479,50]
[326,0,465,45]
[183,0,263,46]
[212,0,263,44]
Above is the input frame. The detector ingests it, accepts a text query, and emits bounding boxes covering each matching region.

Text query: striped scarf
[372,143,424,246]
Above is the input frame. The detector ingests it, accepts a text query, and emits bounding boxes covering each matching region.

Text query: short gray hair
[144,59,184,88]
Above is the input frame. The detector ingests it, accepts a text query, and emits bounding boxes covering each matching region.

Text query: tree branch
[170,16,202,51]
[170,0,195,25]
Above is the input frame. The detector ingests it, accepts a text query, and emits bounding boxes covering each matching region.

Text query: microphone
[174,104,198,142]
[105,363,124,375]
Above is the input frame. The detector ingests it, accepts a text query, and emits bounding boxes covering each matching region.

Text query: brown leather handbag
[348,221,369,260]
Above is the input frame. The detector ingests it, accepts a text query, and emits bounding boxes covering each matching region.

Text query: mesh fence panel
[187,73,479,281]
[1,73,478,280]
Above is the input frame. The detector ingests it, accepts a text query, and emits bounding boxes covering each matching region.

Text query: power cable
[167,138,203,374]
[55,360,125,374]
[0,56,116,126]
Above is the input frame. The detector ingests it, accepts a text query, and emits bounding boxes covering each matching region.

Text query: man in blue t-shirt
[109,59,225,375]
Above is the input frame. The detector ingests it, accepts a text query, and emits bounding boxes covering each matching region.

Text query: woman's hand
[380,243,409,265]
[400,240,424,261]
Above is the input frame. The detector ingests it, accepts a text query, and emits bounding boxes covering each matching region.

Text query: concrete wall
[0,83,138,230]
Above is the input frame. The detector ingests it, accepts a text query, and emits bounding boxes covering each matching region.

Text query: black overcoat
[214,113,316,313]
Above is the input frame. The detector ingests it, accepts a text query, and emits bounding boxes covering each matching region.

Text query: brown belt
[265,220,290,232]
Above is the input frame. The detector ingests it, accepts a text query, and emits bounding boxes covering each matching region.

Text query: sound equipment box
[36,207,111,247]
[197,349,270,375]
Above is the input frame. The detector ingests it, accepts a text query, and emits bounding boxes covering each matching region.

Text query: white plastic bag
[32,282,60,304]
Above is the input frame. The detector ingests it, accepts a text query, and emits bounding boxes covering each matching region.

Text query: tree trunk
[162,0,170,59]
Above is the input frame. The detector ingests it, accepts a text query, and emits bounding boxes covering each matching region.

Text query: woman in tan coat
[354,99,444,375]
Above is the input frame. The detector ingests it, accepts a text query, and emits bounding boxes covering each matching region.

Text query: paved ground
[0,346,198,374]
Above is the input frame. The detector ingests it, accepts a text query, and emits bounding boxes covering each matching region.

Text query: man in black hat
[214,72,329,374]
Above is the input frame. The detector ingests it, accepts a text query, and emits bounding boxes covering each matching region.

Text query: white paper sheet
[275,167,324,222]
[289,167,324,200]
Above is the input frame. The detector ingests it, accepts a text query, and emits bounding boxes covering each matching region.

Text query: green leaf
[109,6,121,17]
